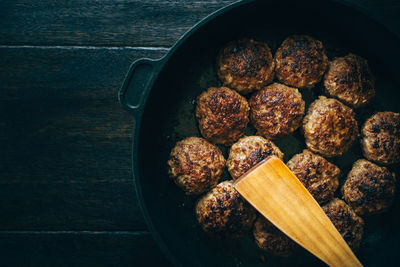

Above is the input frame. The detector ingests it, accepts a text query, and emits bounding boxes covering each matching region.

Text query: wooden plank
[0,231,170,266]
[0,47,167,230]
[0,0,399,48]
[0,0,236,47]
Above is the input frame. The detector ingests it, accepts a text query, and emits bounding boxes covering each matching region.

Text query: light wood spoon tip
[234,155,362,267]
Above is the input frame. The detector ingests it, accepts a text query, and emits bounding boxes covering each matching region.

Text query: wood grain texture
[0,47,166,230]
[1,0,398,48]
[0,0,236,47]
[0,231,171,267]
[0,0,399,266]
[234,156,361,267]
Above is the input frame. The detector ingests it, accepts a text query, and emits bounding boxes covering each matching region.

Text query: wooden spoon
[234,155,362,267]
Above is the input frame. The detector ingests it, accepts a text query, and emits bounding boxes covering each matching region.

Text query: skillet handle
[119,58,162,117]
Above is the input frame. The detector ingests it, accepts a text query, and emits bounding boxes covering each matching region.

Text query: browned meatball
[226,136,284,180]
[275,35,328,89]
[303,96,359,157]
[195,180,257,237]
[287,150,340,204]
[324,54,375,108]
[253,216,297,257]
[322,198,364,250]
[167,137,226,195]
[361,112,400,164]
[196,87,250,146]
[217,39,275,95]
[249,83,305,139]
[342,159,396,216]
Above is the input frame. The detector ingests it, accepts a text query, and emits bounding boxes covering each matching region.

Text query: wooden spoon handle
[234,156,362,267]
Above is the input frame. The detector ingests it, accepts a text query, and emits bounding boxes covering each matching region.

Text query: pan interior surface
[137,1,400,266]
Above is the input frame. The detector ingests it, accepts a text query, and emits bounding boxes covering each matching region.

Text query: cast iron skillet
[119,0,400,266]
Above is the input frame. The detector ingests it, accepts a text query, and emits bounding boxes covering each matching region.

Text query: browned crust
[226,136,284,180]
[303,96,359,157]
[195,180,257,237]
[167,137,226,195]
[275,35,328,89]
[322,198,364,250]
[287,149,340,204]
[196,87,250,146]
[249,83,305,139]
[253,216,297,257]
[217,39,275,95]
[342,159,396,216]
[361,112,400,164]
[324,54,375,108]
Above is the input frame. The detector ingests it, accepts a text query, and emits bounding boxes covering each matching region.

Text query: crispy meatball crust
[275,35,328,89]
[303,96,359,157]
[287,150,340,204]
[253,216,297,257]
[322,198,364,250]
[361,112,400,164]
[217,39,275,95]
[167,137,226,195]
[249,83,305,139]
[227,136,284,180]
[342,159,396,216]
[196,87,250,146]
[195,180,257,237]
[324,54,375,108]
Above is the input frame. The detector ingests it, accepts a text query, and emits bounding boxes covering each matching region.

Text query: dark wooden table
[0,0,399,266]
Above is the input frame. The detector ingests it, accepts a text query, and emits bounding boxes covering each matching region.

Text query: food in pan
[361,111,400,164]
[287,149,340,204]
[166,33,399,259]
[226,136,284,180]
[253,216,297,257]
[195,180,257,237]
[274,35,328,89]
[167,137,226,195]
[342,159,396,216]
[216,39,275,95]
[324,53,375,108]
[303,96,359,157]
[322,198,364,250]
[196,86,250,145]
[249,83,305,139]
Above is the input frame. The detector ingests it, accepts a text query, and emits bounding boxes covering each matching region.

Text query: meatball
[342,159,396,216]
[217,39,275,95]
[324,54,375,108]
[227,136,284,180]
[167,137,226,195]
[195,180,257,237]
[249,83,305,139]
[253,216,297,257]
[275,35,328,89]
[287,150,340,204]
[361,112,400,164]
[303,96,359,157]
[322,198,364,250]
[196,87,250,146]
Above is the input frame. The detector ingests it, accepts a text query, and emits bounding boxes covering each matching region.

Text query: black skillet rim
[128,0,400,265]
